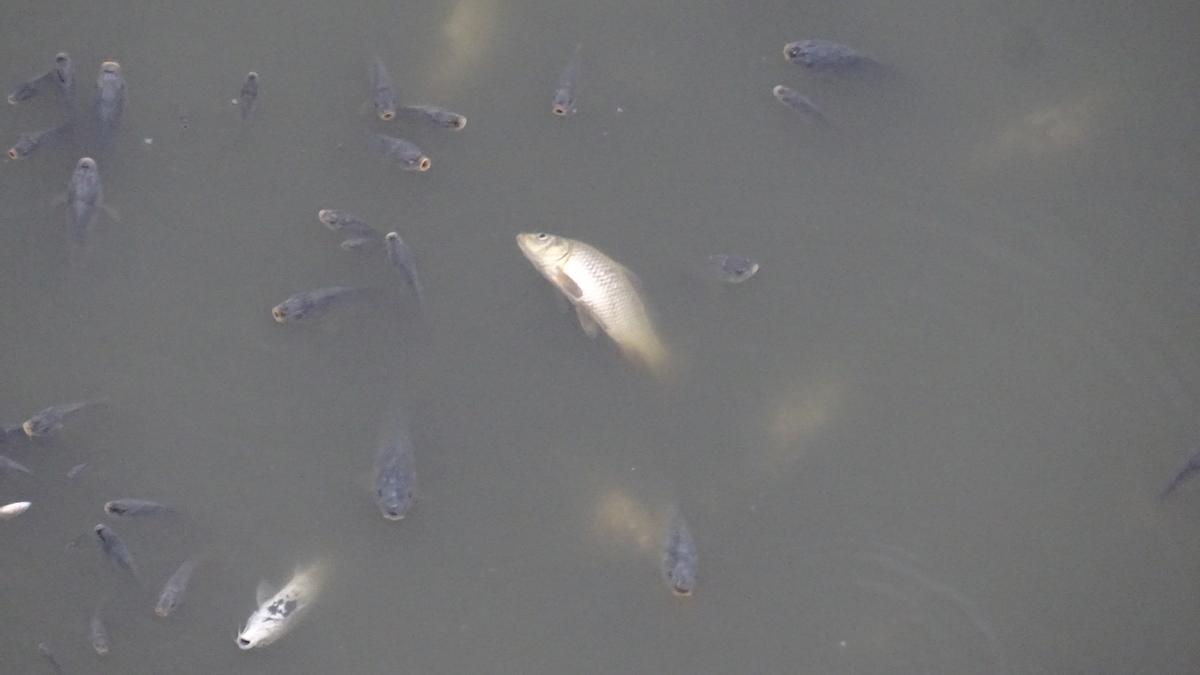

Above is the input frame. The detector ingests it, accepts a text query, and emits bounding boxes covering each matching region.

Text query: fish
[50,52,76,112]
[238,71,259,119]
[0,454,34,476]
[384,231,424,309]
[706,254,760,284]
[37,642,64,674]
[271,286,375,323]
[400,104,467,130]
[783,39,883,78]
[661,508,698,596]
[1160,448,1200,499]
[155,558,200,617]
[367,133,430,171]
[23,399,104,438]
[0,501,31,520]
[90,601,110,655]
[373,411,417,520]
[104,498,172,517]
[7,123,72,160]
[771,85,833,128]
[516,232,668,374]
[237,562,327,650]
[317,208,383,250]
[552,43,582,116]
[1,422,22,441]
[66,462,89,478]
[94,523,140,582]
[94,61,127,148]
[65,157,103,245]
[367,56,397,121]
[7,72,47,104]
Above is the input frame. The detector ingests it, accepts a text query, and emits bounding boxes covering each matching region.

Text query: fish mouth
[271,306,286,322]
[155,606,170,618]
[6,148,19,160]
[21,421,35,437]
[380,510,406,521]
[101,61,121,73]
[451,117,466,130]
[416,157,431,171]
[670,585,693,597]
[237,636,253,649]
[552,105,568,116]
[379,111,395,121]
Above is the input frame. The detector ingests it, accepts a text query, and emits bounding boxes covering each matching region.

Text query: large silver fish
[516,232,668,375]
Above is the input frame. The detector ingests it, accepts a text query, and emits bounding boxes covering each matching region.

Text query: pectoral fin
[575,305,599,338]
[255,581,278,605]
[552,269,584,300]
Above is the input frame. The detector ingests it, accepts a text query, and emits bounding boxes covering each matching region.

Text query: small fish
[373,411,417,520]
[661,509,698,596]
[94,523,139,582]
[783,39,883,77]
[552,43,582,116]
[23,399,104,438]
[65,157,103,245]
[237,562,327,650]
[66,462,89,478]
[1160,448,1200,499]
[0,501,31,520]
[0,454,34,476]
[400,104,467,130]
[516,232,668,374]
[367,56,397,121]
[7,123,71,160]
[272,286,375,323]
[707,254,760,284]
[367,133,430,171]
[155,558,200,618]
[37,642,65,674]
[317,209,383,250]
[384,231,424,309]
[90,601,110,655]
[94,61,127,148]
[771,85,833,128]
[104,498,171,517]
[237,71,258,119]
[8,72,46,104]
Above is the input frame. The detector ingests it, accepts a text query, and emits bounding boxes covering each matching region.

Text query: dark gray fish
[7,72,47,104]
[661,509,698,596]
[94,523,139,582]
[7,123,71,160]
[367,133,430,171]
[552,43,582,116]
[373,412,416,520]
[317,208,383,250]
[50,52,75,110]
[783,39,883,78]
[367,56,397,121]
[384,231,424,309]
[65,157,102,245]
[66,462,89,479]
[90,601,110,655]
[1160,448,1200,499]
[37,642,65,674]
[707,254,760,284]
[104,498,171,517]
[400,104,467,130]
[23,399,104,438]
[271,286,375,323]
[0,454,34,476]
[771,85,833,128]
[155,558,200,617]
[94,61,126,148]
[238,71,258,120]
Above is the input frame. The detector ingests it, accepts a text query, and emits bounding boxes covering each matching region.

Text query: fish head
[100,61,121,76]
[22,413,55,437]
[664,558,697,596]
[782,41,806,63]
[376,481,415,520]
[271,299,306,323]
[317,209,341,229]
[552,89,575,116]
[516,232,570,268]
[446,114,467,130]
[236,614,280,650]
[75,156,97,174]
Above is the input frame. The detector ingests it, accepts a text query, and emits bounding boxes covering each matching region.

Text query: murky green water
[2,1,1198,673]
